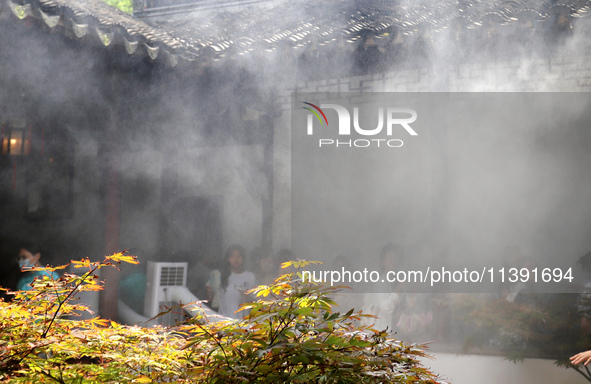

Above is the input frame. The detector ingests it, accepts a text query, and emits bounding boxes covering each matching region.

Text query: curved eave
[2,0,190,67]
[2,0,591,71]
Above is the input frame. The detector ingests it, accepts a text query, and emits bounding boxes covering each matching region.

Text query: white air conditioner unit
[144,261,188,326]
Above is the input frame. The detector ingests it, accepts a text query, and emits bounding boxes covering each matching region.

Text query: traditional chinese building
[3,1,591,382]
[2,0,591,324]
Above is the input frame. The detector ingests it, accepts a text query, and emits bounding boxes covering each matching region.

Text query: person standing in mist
[361,243,407,332]
[16,245,59,291]
[499,245,525,301]
[330,254,364,315]
[275,248,295,277]
[250,246,276,286]
[186,251,215,304]
[216,244,256,319]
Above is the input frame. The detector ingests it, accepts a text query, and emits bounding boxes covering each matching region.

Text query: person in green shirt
[16,246,59,291]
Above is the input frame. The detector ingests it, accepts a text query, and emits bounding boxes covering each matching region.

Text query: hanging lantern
[1,119,30,156]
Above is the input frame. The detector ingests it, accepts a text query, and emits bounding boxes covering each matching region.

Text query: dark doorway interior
[160,196,223,264]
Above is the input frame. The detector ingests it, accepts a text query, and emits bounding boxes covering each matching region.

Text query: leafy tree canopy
[101,0,132,14]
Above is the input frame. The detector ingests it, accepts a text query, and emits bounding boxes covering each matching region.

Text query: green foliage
[184,259,441,383]
[1,256,444,383]
[101,0,132,14]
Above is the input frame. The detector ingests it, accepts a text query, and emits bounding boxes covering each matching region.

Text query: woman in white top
[218,245,257,319]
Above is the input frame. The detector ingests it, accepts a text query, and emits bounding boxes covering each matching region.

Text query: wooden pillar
[157,149,178,259]
[99,108,121,321]
[261,114,275,253]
